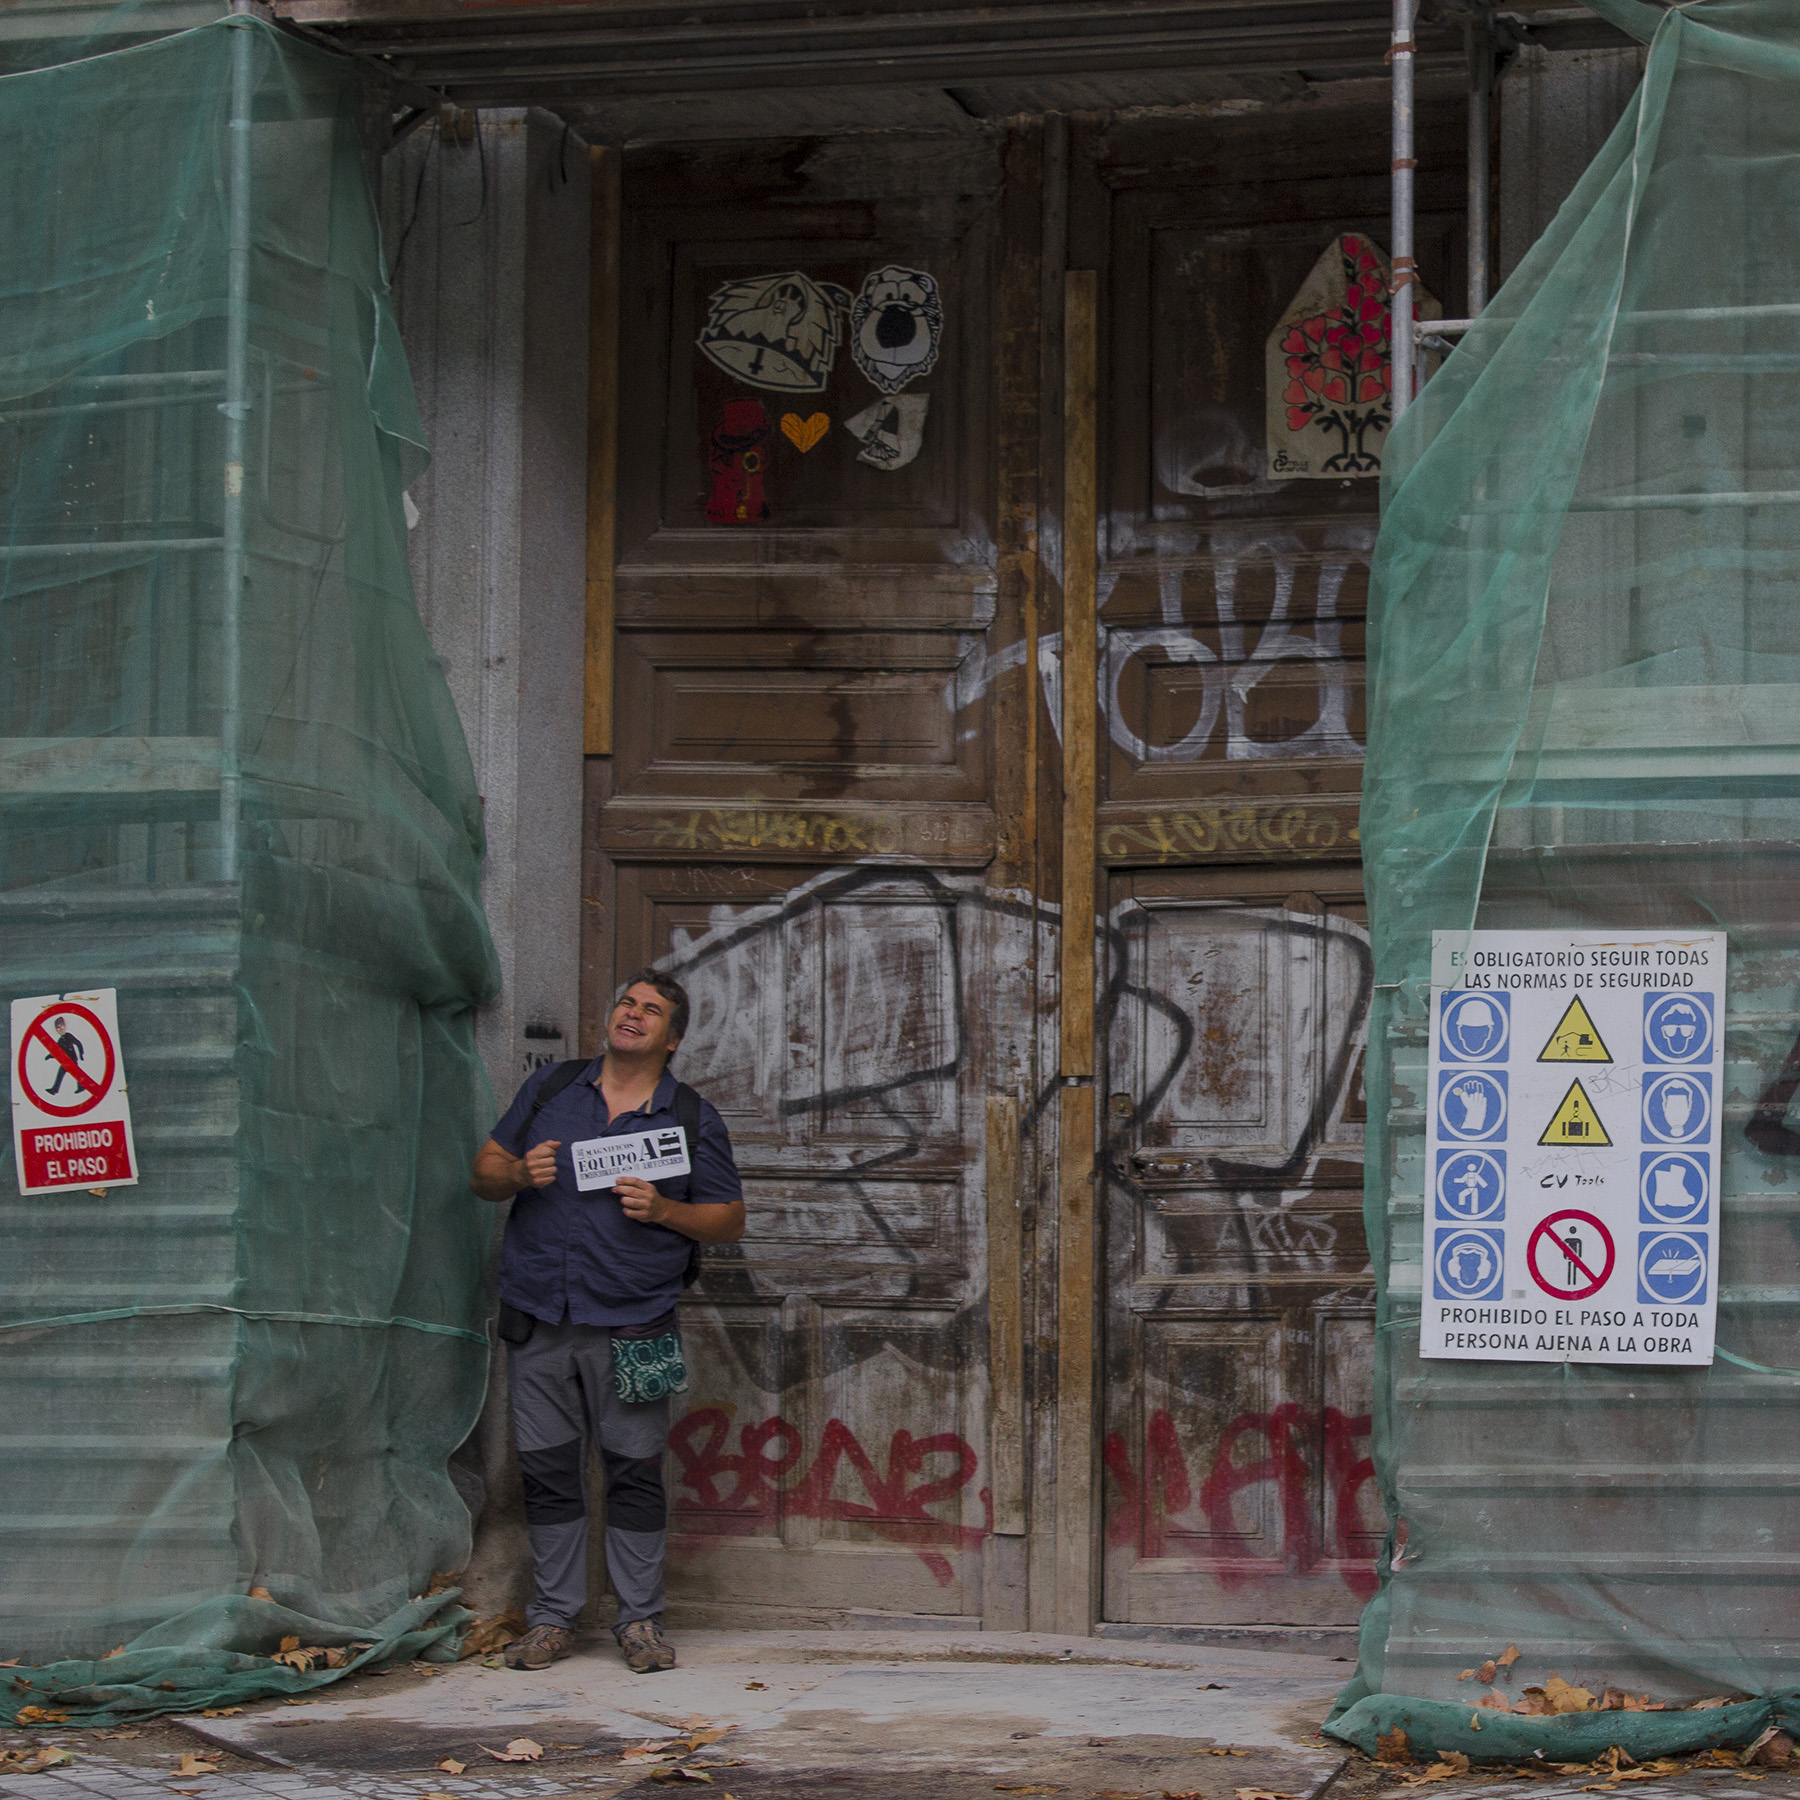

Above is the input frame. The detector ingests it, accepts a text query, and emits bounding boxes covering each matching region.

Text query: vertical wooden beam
[1059,269,1097,1080]
[987,1095,1026,1542]
[1055,267,1099,1637]
[583,144,621,757]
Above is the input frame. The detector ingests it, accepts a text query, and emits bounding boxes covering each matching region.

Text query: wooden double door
[581,97,1463,1629]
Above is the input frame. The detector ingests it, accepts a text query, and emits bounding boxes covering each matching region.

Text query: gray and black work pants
[507,1316,671,1635]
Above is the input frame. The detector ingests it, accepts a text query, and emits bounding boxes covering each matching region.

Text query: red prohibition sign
[17,1000,115,1118]
[1527,1209,1615,1301]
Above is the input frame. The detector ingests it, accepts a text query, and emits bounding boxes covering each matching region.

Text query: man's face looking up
[607,982,680,1063]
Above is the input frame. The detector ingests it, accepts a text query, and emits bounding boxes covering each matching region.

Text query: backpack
[526,1061,705,1288]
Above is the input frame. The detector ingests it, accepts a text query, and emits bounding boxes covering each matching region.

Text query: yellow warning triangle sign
[1538,995,1612,1063]
[1539,1078,1612,1147]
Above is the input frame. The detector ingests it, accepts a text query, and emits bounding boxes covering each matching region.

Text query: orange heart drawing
[780,412,830,453]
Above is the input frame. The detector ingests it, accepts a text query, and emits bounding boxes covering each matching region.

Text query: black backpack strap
[523,1058,588,1133]
[671,1081,705,1289]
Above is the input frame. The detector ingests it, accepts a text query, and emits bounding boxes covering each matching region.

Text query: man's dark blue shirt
[490,1059,742,1328]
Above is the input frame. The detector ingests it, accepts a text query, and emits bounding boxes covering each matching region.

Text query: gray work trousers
[507,1316,671,1635]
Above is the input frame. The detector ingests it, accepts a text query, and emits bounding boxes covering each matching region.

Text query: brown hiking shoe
[503,1623,573,1670]
[618,1618,675,1673]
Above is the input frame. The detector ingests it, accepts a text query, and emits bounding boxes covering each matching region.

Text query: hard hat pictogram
[1539,1077,1612,1147]
[1538,995,1611,1063]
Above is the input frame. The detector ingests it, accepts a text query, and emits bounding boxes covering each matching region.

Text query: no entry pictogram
[16,1000,114,1118]
[1527,1209,1615,1301]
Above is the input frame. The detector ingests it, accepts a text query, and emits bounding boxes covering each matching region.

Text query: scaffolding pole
[219,10,254,884]
[1390,0,1416,419]
[1467,10,1493,315]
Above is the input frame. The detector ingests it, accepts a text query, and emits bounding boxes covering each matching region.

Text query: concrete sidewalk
[149,1630,1357,1800]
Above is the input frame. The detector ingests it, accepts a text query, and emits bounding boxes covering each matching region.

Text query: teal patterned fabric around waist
[611,1329,690,1405]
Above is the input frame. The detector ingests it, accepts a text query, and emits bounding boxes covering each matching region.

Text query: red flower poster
[1264,234,1437,480]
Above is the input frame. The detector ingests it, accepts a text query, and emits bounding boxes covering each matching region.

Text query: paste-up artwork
[705,399,772,524]
[1264,234,1438,479]
[845,395,928,470]
[849,265,942,394]
[780,411,830,453]
[697,272,851,394]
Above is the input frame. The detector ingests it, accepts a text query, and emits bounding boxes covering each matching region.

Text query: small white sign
[1423,929,1725,1368]
[10,988,139,1196]
[571,1125,690,1193]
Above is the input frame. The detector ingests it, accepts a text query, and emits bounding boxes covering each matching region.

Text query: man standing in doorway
[469,970,745,1674]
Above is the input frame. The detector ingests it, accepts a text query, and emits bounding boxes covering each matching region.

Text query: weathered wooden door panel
[594,132,1010,1624]
[611,864,1003,1614]
[1083,98,1463,1625]
[1102,888,1375,1623]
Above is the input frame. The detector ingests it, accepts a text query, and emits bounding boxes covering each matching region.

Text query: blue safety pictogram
[1439,990,1510,1064]
[1435,1148,1506,1222]
[1434,1228,1505,1301]
[1642,1071,1711,1145]
[1437,1068,1508,1142]
[1643,992,1714,1066]
[1636,1230,1709,1306]
[1638,1151,1709,1226]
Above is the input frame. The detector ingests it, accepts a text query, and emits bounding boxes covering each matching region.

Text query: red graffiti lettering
[669,1409,988,1587]
[1104,1405,1379,1599]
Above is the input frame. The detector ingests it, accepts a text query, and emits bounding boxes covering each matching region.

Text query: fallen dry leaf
[623,1743,672,1764]
[0,1658,19,1668]
[459,1611,527,1659]
[200,1709,242,1719]
[1745,1728,1795,1767]
[103,1646,126,1659]
[1376,1727,1413,1766]
[95,1731,141,1741]
[1474,1660,1498,1684]
[744,1681,766,1690]
[15,1706,70,1725]
[481,1739,543,1764]
[1498,1645,1522,1669]
[247,1586,274,1602]
[1686,1698,1731,1712]
[1514,1687,1553,1716]
[1235,1788,1296,1800]
[1477,1690,1510,1711]
[176,1754,218,1776]
[1399,1755,1469,1787]
[279,1635,300,1652]
[1163,1791,1207,1800]
[677,1727,734,1754]
[3,1750,73,1773]
[437,1758,466,1775]
[1545,1673,1598,1714]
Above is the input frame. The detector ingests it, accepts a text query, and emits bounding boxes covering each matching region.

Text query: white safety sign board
[571,1125,690,1193]
[10,988,139,1196]
[1422,930,1724,1367]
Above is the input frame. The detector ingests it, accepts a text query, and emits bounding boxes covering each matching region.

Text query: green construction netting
[0,9,500,1718]
[1333,0,1800,1760]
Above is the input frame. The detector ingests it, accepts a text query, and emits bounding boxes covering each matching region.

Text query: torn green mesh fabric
[0,9,499,1716]
[1337,0,1800,1758]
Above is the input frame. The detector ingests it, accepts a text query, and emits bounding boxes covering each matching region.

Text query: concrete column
[1497,43,1647,285]
[385,108,592,1109]
[383,107,592,1617]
